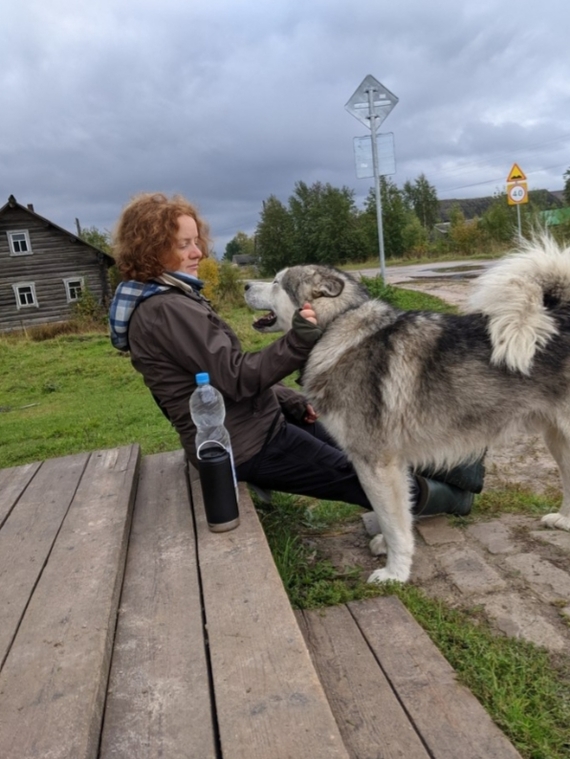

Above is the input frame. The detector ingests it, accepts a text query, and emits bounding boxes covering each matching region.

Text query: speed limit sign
[507,182,528,205]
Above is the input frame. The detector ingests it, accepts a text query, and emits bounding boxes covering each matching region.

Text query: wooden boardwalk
[0,445,522,758]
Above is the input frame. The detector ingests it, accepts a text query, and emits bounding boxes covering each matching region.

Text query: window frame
[12,281,39,309]
[7,229,33,256]
[63,277,85,303]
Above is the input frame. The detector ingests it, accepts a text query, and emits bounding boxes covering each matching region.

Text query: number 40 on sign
[508,183,528,205]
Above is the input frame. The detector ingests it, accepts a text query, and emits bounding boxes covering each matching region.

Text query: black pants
[235,418,420,509]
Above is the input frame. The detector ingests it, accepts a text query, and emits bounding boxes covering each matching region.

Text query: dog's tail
[467,234,570,375]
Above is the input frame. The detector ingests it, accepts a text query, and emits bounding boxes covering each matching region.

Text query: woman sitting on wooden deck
[108,192,482,519]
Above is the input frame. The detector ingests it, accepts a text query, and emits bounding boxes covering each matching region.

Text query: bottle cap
[195,372,210,385]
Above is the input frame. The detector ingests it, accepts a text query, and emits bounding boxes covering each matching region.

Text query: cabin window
[13,282,38,309]
[64,277,84,303]
[7,230,32,255]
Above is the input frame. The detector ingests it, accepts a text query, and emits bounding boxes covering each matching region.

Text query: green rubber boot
[418,454,486,494]
[413,476,474,518]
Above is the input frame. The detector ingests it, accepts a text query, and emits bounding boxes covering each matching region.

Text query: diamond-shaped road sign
[345,75,399,131]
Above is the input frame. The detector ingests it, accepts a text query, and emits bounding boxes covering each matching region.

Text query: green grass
[337,249,505,271]
[256,492,383,608]
[0,333,180,467]
[473,485,563,518]
[361,276,459,313]
[0,304,280,469]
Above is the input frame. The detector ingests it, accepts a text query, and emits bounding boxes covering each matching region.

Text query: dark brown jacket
[127,288,314,466]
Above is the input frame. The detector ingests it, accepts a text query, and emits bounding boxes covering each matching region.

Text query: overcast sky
[2,0,569,254]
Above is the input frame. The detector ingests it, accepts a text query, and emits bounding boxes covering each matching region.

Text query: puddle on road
[431,264,487,273]
[411,272,478,283]
[407,265,487,283]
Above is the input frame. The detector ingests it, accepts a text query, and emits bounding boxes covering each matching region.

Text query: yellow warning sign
[507,163,527,182]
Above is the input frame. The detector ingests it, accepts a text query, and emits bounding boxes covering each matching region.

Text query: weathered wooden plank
[348,596,523,759]
[0,453,89,668]
[191,471,350,759]
[0,445,140,759]
[0,459,41,527]
[297,605,430,759]
[100,450,216,759]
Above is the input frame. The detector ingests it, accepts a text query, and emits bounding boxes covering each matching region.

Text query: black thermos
[197,443,240,532]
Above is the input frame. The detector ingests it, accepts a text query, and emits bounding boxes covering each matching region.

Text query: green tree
[361,179,411,260]
[479,193,517,244]
[564,168,570,206]
[79,226,119,292]
[401,214,429,256]
[224,231,255,262]
[80,226,112,254]
[255,195,295,275]
[287,181,365,266]
[448,205,483,255]
[403,173,439,229]
[256,181,368,273]
[528,188,561,210]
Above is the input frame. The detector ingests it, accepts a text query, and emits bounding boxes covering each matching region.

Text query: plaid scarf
[109,271,204,351]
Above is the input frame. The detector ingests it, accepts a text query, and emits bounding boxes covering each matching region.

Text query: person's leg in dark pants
[237,419,425,510]
[237,419,481,517]
[236,420,380,508]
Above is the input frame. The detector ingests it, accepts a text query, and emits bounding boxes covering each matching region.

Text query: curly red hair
[114,193,211,281]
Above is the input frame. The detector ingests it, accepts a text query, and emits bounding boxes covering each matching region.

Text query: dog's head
[244,265,368,332]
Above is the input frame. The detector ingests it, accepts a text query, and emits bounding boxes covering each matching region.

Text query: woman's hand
[299,302,317,325]
[303,403,318,423]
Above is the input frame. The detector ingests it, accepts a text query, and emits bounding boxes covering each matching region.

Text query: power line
[439,162,569,196]
[432,133,570,180]
[436,132,570,180]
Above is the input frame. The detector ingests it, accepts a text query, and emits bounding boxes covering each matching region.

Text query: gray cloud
[2,0,569,253]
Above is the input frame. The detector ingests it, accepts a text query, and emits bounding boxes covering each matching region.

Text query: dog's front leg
[355,461,415,583]
[541,423,570,531]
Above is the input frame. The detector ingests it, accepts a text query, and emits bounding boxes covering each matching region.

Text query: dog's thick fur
[245,237,570,583]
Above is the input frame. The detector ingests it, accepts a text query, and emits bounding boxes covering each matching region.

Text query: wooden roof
[0,194,115,267]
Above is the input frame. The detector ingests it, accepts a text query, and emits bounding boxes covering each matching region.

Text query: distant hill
[438,189,564,222]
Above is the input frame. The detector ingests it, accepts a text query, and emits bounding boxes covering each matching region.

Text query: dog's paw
[369,534,387,555]
[541,512,570,531]
[367,567,409,585]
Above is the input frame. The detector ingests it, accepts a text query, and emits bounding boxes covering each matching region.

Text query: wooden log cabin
[0,195,115,332]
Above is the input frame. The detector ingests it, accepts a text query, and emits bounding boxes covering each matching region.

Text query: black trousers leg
[236,420,420,510]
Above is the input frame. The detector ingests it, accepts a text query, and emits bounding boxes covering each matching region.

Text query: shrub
[198,258,245,309]
[70,287,108,329]
[28,322,78,341]
[198,257,220,303]
[216,261,245,308]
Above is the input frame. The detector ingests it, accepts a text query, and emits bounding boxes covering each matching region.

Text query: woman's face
[165,214,203,276]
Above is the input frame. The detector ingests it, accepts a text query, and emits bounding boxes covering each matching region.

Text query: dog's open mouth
[252,311,277,331]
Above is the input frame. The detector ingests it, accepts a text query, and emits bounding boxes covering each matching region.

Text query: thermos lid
[195,372,210,385]
[198,442,227,461]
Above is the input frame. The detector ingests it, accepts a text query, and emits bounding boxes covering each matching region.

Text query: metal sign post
[368,87,386,280]
[506,163,528,239]
[345,75,399,281]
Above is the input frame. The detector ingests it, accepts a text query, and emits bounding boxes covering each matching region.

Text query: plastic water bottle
[189,372,240,532]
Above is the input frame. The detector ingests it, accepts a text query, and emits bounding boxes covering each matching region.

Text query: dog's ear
[312,274,345,299]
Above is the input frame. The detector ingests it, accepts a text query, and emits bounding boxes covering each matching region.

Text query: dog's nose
[244,283,250,291]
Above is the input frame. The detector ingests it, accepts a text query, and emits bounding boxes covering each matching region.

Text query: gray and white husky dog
[245,237,570,583]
